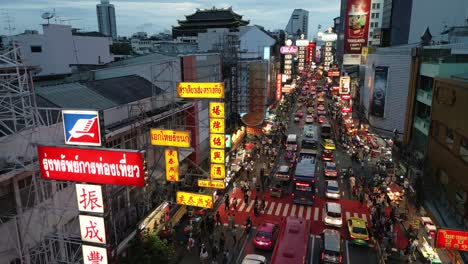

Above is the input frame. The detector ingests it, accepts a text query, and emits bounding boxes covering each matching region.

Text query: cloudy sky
[1,0,340,38]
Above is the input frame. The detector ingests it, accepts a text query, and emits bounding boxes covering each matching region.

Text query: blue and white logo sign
[62,110,102,146]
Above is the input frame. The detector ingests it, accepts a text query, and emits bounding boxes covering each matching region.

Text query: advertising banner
[210,149,225,164]
[197,179,225,189]
[82,245,108,264]
[38,146,145,186]
[176,191,213,208]
[209,118,225,134]
[276,73,282,101]
[370,66,388,117]
[62,110,102,146]
[339,76,351,95]
[76,184,104,214]
[177,82,224,99]
[436,228,468,251]
[225,135,232,148]
[209,102,225,118]
[165,149,179,182]
[210,164,226,179]
[344,0,370,55]
[150,129,191,148]
[306,42,316,63]
[210,134,225,149]
[280,46,298,54]
[79,215,107,244]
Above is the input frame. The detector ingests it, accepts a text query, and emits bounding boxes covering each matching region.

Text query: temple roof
[185,7,246,21]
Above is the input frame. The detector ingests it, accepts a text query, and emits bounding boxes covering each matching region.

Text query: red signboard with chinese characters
[37,145,145,186]
[436,228,468,252]
[276,73,282,101]
[344,0,370,54]
[306,42,316,63]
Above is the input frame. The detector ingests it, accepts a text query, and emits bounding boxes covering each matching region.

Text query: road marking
[314,207,319,221]
[268,202,275,215]
[310,234,316,264]
[346,240,351,264]
[342,192,345,196]
[346,211,351,220]
[298,206,304,217]
[238,200,246,211]
[290,205,297,216]
[306,207,311,220]
[362,213,367,222]
[282,204,290,217]
[275,203,282,216]
[353,212,359,218]
[246,200,254,212]
[230,197,234,205]
[237,199,242,209]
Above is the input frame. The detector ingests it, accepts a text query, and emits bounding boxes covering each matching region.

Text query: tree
[111,42,133,55]
[119,232,176,264]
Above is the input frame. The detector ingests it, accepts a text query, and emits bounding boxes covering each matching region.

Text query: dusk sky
[1,0,340,38]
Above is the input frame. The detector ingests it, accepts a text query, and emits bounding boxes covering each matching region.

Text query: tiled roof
[185,7,245,21]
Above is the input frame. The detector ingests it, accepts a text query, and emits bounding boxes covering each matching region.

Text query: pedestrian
[232,199,238,211]
[224,195,230,211]
[261,199,266,212]
[232,229,237,246]
[187,235,195,251]
[244,192,249,205]
[211,245,219,264]
[254,204,259,216]
[223,249,230,264]
[229,214,236,230]
[359,192,365,206]
[200,244,209,264]
[216,211,222,226]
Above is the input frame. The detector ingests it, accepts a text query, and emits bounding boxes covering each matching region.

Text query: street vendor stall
[386,183,404,204]
[418,236,442,263]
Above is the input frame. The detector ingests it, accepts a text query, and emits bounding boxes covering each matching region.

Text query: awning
[241,112,264,127]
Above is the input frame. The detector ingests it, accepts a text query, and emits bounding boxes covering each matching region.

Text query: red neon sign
[280,46,298,54]
[342,107,352,113]
[341,95,351,100]
[332,86,339,90]
[436,228,468,251]
[38,145,145,186]
[276,73,282,101]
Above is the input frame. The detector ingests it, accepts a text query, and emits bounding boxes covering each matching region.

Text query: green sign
[225,135,232,148]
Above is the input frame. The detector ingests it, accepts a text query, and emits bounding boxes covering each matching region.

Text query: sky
[0,0,340,38]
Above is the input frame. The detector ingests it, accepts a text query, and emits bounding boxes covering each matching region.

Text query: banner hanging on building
[176,191,213,208]
[370,66,388,117]
[165,149,179,182]
[38,146,145,186]
[344,0,370,62]
[150,129,191,148]
[339,76,351,95]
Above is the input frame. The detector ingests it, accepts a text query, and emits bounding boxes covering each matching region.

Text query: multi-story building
[130,38,197,55]
[13,24,113,77]
[96,0,117,39]
[285,9,309,39]
[369,0,384,46]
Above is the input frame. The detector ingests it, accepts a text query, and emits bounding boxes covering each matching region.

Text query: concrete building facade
[285,9,309,39]
[96,0,117,39]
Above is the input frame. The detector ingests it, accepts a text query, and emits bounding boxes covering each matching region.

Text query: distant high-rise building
[285,9,309,39]
[96,0,117,39]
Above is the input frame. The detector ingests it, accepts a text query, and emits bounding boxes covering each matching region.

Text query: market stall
[418,236,442,263]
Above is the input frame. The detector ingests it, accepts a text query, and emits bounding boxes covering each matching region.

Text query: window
[374,22,379,28]
[372,3,376,9]
[376,3,381,9]
[370,22,374,28]
[375,13,380,18]
[446,127,454,149]
[460,137,468,163]
[30,46,42,53]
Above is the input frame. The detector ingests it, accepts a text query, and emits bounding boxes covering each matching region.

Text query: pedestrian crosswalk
[225,199,369,222]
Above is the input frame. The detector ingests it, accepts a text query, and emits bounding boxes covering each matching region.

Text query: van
[320,229,342,263]
[286,134,298,151]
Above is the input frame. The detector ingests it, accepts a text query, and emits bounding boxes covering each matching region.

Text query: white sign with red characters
[82,244,108,264]
[76,184,104,214]
[79,215,107,245]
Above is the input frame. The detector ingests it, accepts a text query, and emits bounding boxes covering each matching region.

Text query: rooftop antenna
[41,9,55,24]
[2,11,16,36]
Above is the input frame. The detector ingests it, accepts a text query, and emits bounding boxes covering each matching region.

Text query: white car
[325,180,341,199]
[305,115,314,123]
[242,254,267,264]
[294,116,300,122]
[323,202,343,227]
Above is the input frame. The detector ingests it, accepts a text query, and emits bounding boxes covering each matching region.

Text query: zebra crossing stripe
[361,213,367,222]
[306,207,311,220]
[345,211,351,220]
[237,199,242,209]
[313,207,319,221]
[291,205,297,216]
[275,203,282,216]
[282,204,290,217]
[263,201,269,213]
[298,206,304,217]
[353,212,359,218]
[238,200,246,211]
[268,202,275,215]
[246,200,254,212]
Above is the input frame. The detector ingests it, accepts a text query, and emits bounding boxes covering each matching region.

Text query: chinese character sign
[210,164,226,179]
[210,134,225,149]
[79,215,107,244]
[209,102,225,118]
[176,191,213,208]
[436,228,468,252]
[209,118,225,134]
[76,184,104,214]
[210,149,225,164]
[165,149,179,182]
[82,245,108,264]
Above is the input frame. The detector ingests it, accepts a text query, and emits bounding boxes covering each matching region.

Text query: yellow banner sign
[176,191,213,208]
[210,134,225,149]
[210,164,226,179]
[177,82,224,99]
[165,149,179,182]
[210,149,225,164]
[198,179,225,189]
[150,129,191,148]
[209,102,225,118]
[209,118,225,134]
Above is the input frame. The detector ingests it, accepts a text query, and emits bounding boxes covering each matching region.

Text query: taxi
[322,139,336,150]
[324,162,338,177]
[253,223,278,250]
[347,218,370,246]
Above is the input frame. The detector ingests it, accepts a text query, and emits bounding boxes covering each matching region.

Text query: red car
[324,162,338,177]
[296,111,304,118]
[253,223,279,250]
[318,115,327,123]
[322,150,334,161]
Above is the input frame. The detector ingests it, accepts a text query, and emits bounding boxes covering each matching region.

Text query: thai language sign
[177,82,224,99]
[37,146,145,186]
[198,179,225,189]
[436,228,468,252]
[210,164,226,179]
[210,149,225,164]
[176,191,213,208]
[165,149,179,182]
[150,129,191,148]
[76,184,104,214]
[209,102,225,118]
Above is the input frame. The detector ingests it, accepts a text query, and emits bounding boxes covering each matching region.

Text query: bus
[321,122,332,138]
[271,216,311,264]
[292,158,316,205]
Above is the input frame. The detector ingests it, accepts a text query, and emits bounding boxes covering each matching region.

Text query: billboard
[280,46,298,54]
[344,0,370,58]
[176,191,213,208]
[339,76,351,95]
[370,66,388,117]
[165,149,179,182]
[276,73,282,101]
[177,82,224,99]
[197,179,225,189]
[150,129,191,148]
[62,110,102,146]
[37,145,145,186]
[436,228,468,251]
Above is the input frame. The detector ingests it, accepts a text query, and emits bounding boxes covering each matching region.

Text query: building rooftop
[107,53,176,67]
[185,7,247,21]
[72,31,108,37]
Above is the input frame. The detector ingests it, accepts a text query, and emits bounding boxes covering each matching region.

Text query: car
[318,115,327,123]
[294,116,300,122]
[307,107,315,114]
[253,223,278,250]
[275,165,291,182]
[322,139,336,151]
[317,104,326,111]
[347,218,370,246]
[324,162,338,177]
[318,97,325,103]
[305,115,314,123]
[242,254,267,264]
[296,111,304,118]
[317,109,327,116]
[325,180,341,199]
[321,150,334,161]
[321,229,343,263]
[323,202,343,227]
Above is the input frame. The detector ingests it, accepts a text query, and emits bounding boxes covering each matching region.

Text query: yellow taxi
[321,139,336,151]
[347,218,370,246]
